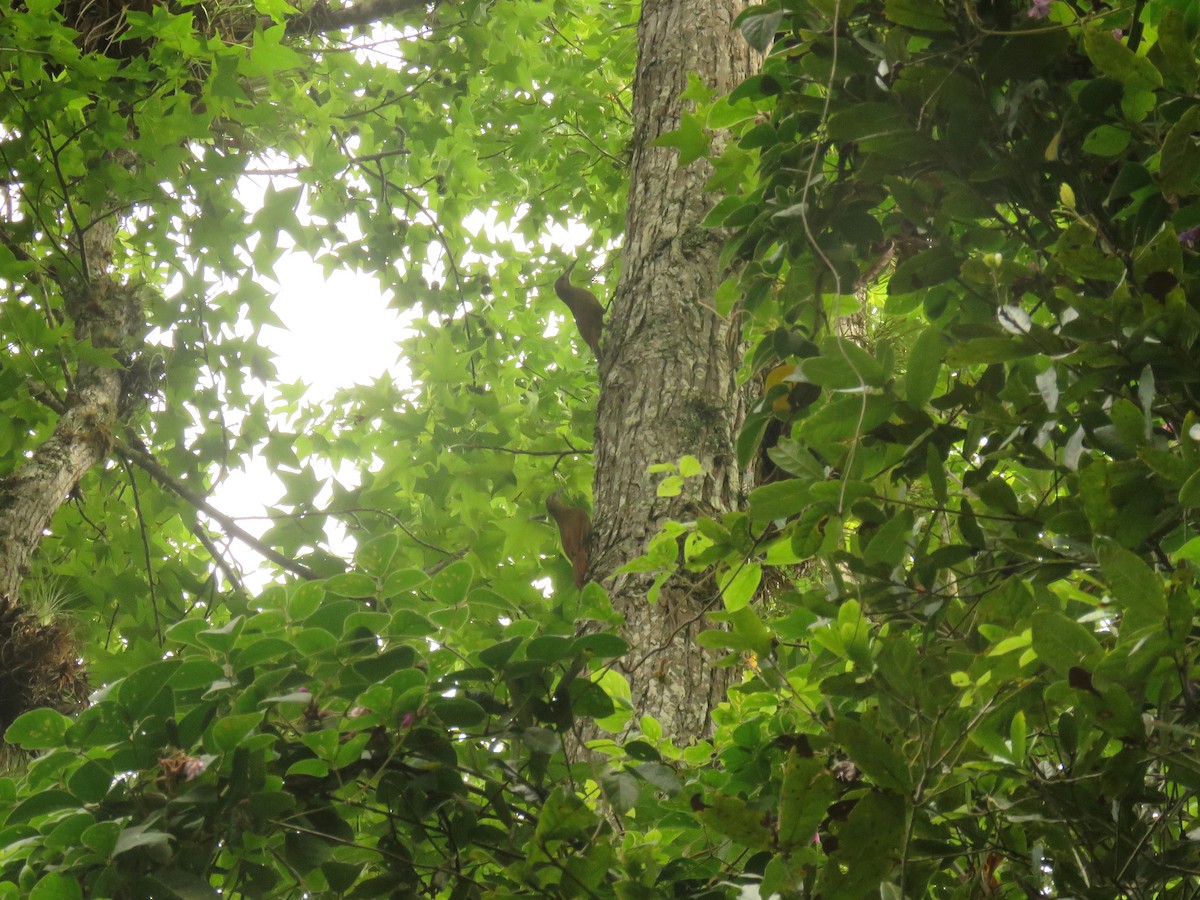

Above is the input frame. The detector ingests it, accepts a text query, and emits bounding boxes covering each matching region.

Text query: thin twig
[454,443,591,458]
[120,459,163,645]
[191,524,248,596]
[245,146,410,177]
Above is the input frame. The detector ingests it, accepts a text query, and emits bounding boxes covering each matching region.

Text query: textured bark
[0,232,142,609]
[0,220,141,728]
[590,0,759,743]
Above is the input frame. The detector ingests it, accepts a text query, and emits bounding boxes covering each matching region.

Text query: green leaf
[719,563,762,611]
[829,717,912,793]
[958,500,986,549]
[520,727,561,755]
[429,560,474,604]
[1096,539,1167,634]
[1031,611,1102,676]
[67,760,114,804]
[1010,710,1026,761]
[925,444,947,506]
[28,874,82,900]
[80,821,121,857]
[429,696,486,727]
[678,454,702,477]
[946,337,1038,365]
[800,395,895,446]
[801,337,885,390]
[4,709,71,750]
[1151,9,1200,89]
[826,103,910,144]
[888,245,961,294]
[324,572,376,597]
[749,480,811,522]
[976,478,1020,515]
[885,0,952,31]
[701,794,773,849]
[633,762,682,794]
[777,753,835,851]
[1160,106,1200,197]
[288,581,326,620]
[657,474,684,497]
[726,605,774,657]
[738,8,783,53]
[1179,469,1200,507]
[1121,87,1156,123]
[905,327,943,408]
[233,638,293,671]
[600,771,640,813]
[286,759,330,779]
[207,713,265,753]
[196,618,245,653]
[1082,124,1131,156]
[1084,29,1163,91]
[527,634,574,661]
[7,790,78,824]
[862,510,913,569]
[573,632,629,658]
[113,823,173,857]
[536,787,599,841]
[382,568,429,596]
[244,24,306,77]
[654,113,709,166]
[479,637,522,670]
[817,791,905,896]
[356,532,399,576]
[588,671,630,730]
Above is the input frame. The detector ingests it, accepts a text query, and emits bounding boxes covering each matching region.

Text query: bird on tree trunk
[553,260,604,358]
[545,491,591,588]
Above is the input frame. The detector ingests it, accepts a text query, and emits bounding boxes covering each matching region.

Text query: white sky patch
[207,246,412,587]
[260,254,415,392]
[207,167,595,589]
[194,158,413,586]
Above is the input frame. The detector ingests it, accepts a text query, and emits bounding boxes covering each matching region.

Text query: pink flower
[1027,0,1051,17]
[183,757,208,781]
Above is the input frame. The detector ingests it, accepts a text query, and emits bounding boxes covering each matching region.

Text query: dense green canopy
[1,0,1199,896]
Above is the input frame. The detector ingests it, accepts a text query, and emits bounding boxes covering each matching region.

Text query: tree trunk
[0,223,139,728]
[0,221,134,602]
[591,0,759,743]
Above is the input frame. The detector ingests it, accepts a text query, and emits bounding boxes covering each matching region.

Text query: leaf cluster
[7,0,1200,898]
[681,0,1200,895]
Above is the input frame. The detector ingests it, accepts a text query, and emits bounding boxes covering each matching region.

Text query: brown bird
[545,491,592,588]
[554,260,605,358]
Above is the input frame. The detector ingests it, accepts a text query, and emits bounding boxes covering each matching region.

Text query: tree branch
[191,525,248,596]
[119,432,322,581]
[283,0,431,37]
[29,381,324,584]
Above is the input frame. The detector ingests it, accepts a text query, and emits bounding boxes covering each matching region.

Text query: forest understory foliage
[1,0,1200,897]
